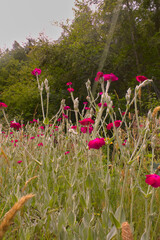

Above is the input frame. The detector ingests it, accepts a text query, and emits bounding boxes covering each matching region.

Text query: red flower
[136,76,148,82]
[17,160,22,164]
[95,72,104,81]
[106,123,113,130]
[66,82,72,86]
[38,142,43,146]
[79,118,94,126]
[64,106,70,110]
[122,112,125,116]
[65,151,70,155]
[103,73,118,81]
[67,88,74,92]
[81,125,93,134]
[145,174,160,188]
[0,102,8,108]
[107,120,121,130]
[10,122,21,130]
[114,120,122,128]
[71,126,77,129]
[32,68,41,76]
[88,138,105,149]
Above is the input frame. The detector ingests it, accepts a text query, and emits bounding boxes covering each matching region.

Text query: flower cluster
[88,138,105,150]
[95,72,118,82]
[32,68,41,76]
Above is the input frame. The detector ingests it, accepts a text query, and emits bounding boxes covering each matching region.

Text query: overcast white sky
[0,0,76,50]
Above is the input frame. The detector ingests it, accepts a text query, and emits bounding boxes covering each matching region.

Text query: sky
[0,0,76,50]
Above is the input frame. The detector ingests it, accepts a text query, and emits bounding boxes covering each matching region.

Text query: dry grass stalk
[121,222,133,240]
[0,194,35,239]
[1,147,9,166]
[152,106,160,118]
[22,176,38,193]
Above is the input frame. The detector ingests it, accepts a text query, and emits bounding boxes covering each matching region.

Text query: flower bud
[86,79,91,90]
[74,97,79,111]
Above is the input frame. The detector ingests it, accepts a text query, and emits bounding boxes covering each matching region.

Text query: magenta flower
[65,151,70,155]
[10,122,21,130]
[81,126,93,134]
[38,142,43,146]
[57,118,62,122]
[39,126,45,130]
[83,102,88,105]
[136,76,148,82]
[33,119,38,123]
[71,126,77,130]
[99,92,103,95]
[122,112,126,116]
[103,73,118,81]
[107,120,122,130]
[64,106,70,110]
[67,88,74,92]
[30,136,35,140]
[88,138,105,150]
[32,68,41,76]
[85,107,90,110]
[79,118,95,126]
[0,102,8,108]
[66,82,72,86]
[103,103,107,107]
[114,120,122,128]
[145,174,160,188]
[62,113,68,119]
[98,103,102,107]
[95,72,104,81]
[106,123,113,130]
[17,160,22,164]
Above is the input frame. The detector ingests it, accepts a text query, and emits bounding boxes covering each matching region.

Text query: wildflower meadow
[0,69,160,240]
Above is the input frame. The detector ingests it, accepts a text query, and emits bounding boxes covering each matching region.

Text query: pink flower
[85,107,90,110]
[99,92,103,95]
[66,82,72,86]
[95,72,104,81]
[88,138,105,150]
[0,102,8,108]
[106,120,122,130]
[32,68,41,76]
[10,122,21,130]
[15,139,18,143]
[122,112,125,116]
[57,118,62,122]
[98,103,102,107]
[62,113,68,119]
[30,121,33,124]
[79,118,95,126]
[71,126,77,130]
[30,136,35,140]
[136,76,148,82]
[103,73,118,81]
[17,160,22,164]
[65,151,70,155]
[81,126,93,134]
[67,88,74,92]
[106,123,113,130]
[64,106,70,110]
[145,174,160,188]
[10,132,13,134]
[83,102,88,105]
[38,142,43,146]
[114,120,122,128]
[33,119,38,123]
[39,126,45,130]
[103,103,107,107]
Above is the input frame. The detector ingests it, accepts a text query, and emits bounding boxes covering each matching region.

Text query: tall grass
[0,73,160,239]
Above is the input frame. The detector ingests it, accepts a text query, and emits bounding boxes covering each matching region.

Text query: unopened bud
[86,79,91,90]
[74,97,79,110]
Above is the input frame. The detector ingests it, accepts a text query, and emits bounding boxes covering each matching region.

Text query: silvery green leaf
[106,226,117,240]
